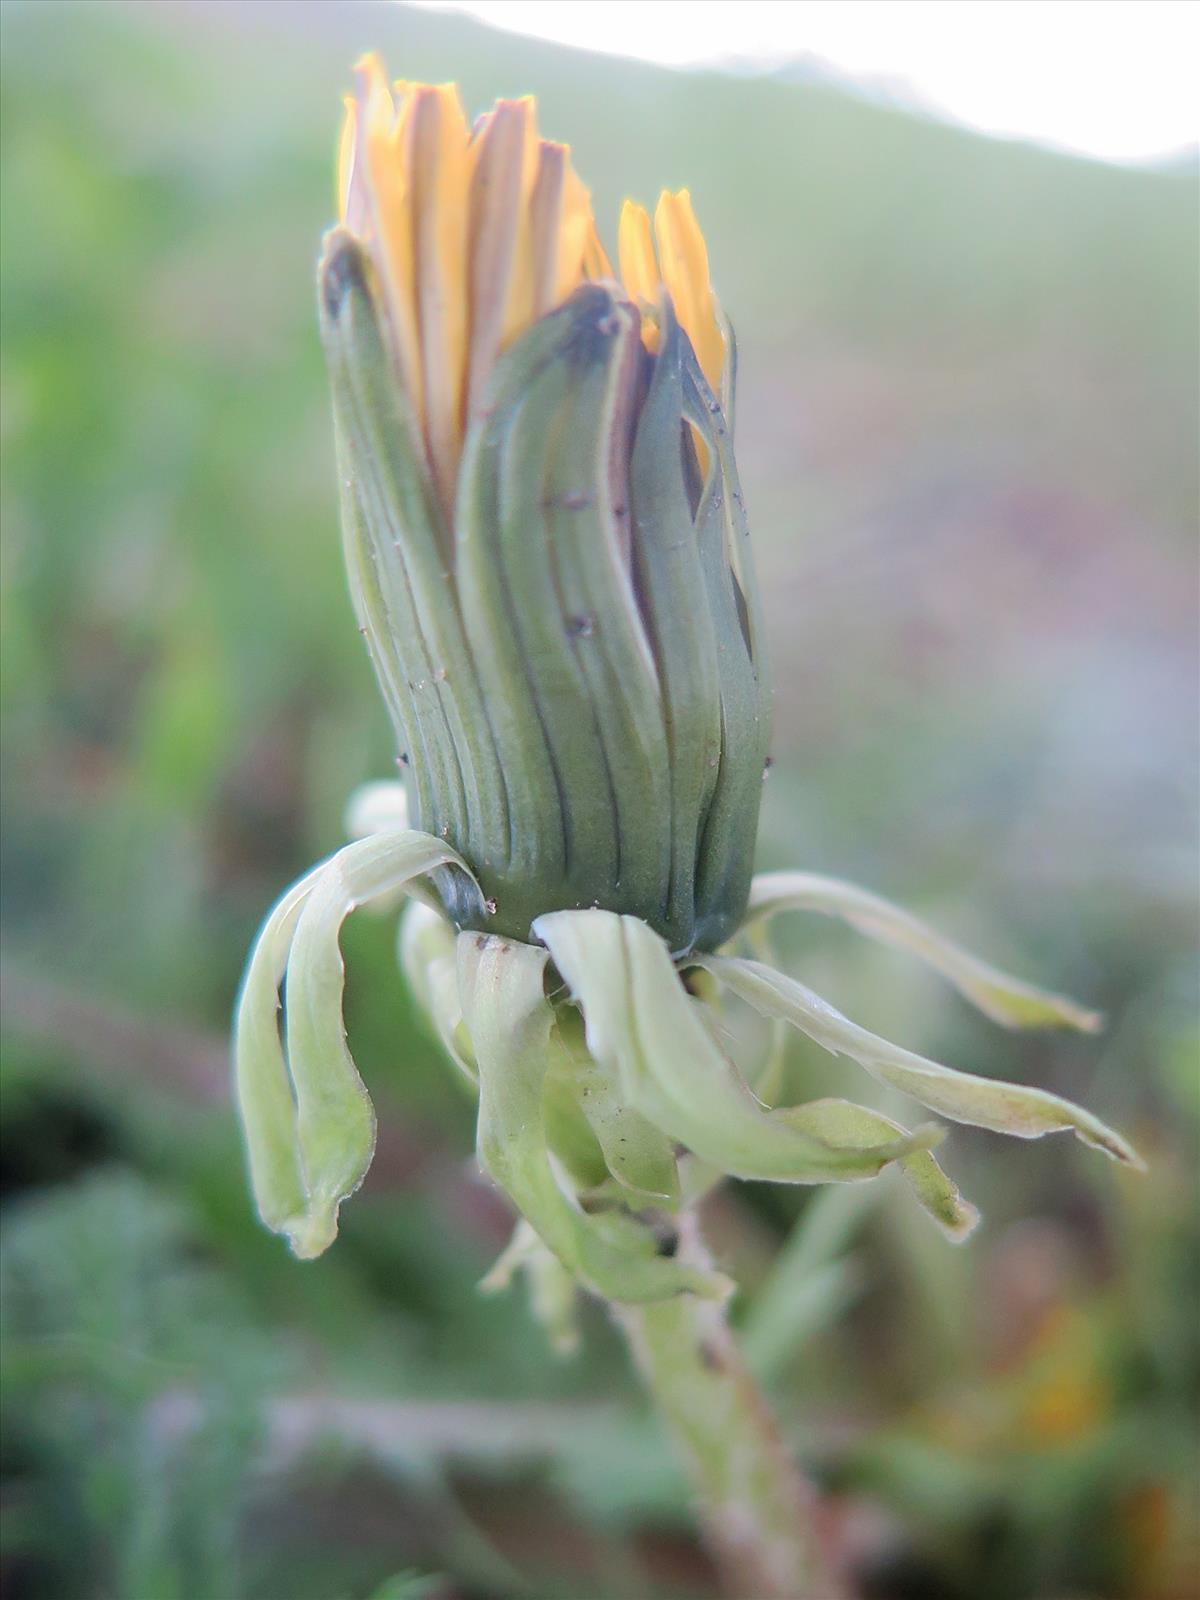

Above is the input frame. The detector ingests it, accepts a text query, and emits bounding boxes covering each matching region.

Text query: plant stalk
[613,1212,848,1600]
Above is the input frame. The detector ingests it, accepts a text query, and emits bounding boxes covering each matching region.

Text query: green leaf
[321,228,505,928]
[541,304,672,920]
[233,860,328,1247]
[399,899,477,1083]
[742,871,1101,1032]
[627,308,723,945]
[458,931,730,1303]
[777,1099,979,1241]
[696,954,1142,1168]
[548,1014,681,1207]
[233,831,469,1259]
[680,344,771,945]
[535,909,936,1184]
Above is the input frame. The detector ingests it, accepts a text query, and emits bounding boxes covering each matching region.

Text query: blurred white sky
[412,0,1200,165]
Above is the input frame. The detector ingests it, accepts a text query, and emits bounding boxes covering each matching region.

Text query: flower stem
[613,1212,847,1600]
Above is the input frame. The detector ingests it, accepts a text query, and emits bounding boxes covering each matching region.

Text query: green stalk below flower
[614,1214,848,1600]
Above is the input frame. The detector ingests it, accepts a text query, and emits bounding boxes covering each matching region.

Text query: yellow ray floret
[337,57,726,519]
[618,194,725,395]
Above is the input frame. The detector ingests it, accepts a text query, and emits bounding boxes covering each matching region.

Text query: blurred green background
[2,3,1197,1597]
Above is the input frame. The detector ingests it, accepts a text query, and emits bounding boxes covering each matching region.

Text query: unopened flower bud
[319,60,769,952]
[233,58,1138,1272]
